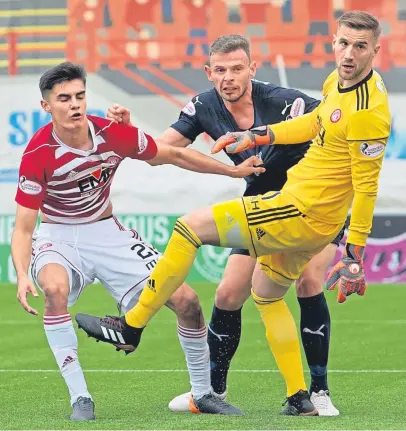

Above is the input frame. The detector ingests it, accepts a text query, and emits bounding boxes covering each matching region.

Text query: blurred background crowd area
[1,0,406,77]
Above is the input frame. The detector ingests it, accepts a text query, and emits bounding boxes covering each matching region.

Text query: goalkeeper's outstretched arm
[266,107,320,145]
[212,107,320,154]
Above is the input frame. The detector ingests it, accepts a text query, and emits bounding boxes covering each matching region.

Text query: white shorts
[30,216,161,313]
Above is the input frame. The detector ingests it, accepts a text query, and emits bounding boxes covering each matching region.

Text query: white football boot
[310,390,340,416]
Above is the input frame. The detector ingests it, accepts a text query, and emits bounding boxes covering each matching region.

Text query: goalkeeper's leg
[76,199,252,350]
[125,199,254,329]
[251,263,318,416]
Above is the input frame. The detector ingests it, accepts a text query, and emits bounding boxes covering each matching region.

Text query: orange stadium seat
[5,0,404,75]
[265,1,309,68]
[1,2,68,75]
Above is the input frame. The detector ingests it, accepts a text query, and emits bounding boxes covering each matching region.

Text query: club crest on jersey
[360,142,385,158]
[330,109,341,123]
[106,155,121,166]
[78,167,112,193]
[19,176,42,195]
[182,100,196,116]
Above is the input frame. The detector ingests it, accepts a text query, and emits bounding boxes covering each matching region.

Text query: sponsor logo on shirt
[18,176,42,195]
[181,100,196,116]
[287,97,305,120]
[77,167,112,193]
[137,129,148,154]
[360,142,385,158]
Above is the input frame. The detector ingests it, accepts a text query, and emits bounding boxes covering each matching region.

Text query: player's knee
[215,279,249,311]
[39,267,70,311]
[296,267,324,297]
[42,280,69,311]
[171,287,202,321]
[178,214,198,234]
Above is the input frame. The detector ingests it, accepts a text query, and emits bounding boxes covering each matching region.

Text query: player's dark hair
[338,11,381,40]
[39,62,86,98]
[209,35,251,61]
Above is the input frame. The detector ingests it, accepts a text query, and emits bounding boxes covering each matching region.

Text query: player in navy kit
[106,35,343,416]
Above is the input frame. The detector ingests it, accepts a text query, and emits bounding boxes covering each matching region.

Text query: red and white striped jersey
[15,115,158,224]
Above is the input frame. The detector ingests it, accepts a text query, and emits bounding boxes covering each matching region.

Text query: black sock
[207,306,242,394]
[298,292,331,393]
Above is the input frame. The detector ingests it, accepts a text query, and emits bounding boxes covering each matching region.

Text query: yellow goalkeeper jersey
[270,69,391,246]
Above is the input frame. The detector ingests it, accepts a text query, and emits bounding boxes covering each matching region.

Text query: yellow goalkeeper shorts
[212,191,342,287]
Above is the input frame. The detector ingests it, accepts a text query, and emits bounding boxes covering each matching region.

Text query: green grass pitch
[0,282,405,430]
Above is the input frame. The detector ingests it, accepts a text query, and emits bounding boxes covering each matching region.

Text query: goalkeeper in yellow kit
[76,11,391,415]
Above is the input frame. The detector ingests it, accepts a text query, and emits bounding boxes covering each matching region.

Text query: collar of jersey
[337,69,373,94]
[52,118,105,156]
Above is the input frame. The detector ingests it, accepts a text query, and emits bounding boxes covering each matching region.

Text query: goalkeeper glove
[326,243,367,303]
[211,126,274,154]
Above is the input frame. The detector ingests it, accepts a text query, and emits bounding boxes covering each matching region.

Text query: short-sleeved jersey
[282,69,391,245]
[15,115,157,224]
[171,80,320,194]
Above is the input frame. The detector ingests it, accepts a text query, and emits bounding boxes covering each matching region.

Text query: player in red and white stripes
[11,62,263,420]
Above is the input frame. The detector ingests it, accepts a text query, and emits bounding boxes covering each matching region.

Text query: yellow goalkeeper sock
[252,290,307,397]
[125,219,201,328]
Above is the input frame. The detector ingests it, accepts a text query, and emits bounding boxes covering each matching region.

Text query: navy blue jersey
[171,79,320,195]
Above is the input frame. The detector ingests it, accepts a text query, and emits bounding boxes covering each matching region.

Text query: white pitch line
[0,369,405,373]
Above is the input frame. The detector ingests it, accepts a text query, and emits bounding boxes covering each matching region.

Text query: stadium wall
[0,74,405,284]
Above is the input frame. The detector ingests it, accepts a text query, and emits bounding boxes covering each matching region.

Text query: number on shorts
[131,243,160,259]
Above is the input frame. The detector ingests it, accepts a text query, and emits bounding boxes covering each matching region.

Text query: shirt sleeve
[346,110,391,246]
[170,98,205,142]
[346,109,391,141]
[269,73,335,145]
[15,150,47,210]
[108,122,158,160]
[270,106,321,144]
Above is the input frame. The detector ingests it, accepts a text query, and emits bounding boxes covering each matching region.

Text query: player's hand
[17,275,39,315]
[232,156,266,178]
[211,131,255,154]
[211,126,273,154]
[106,104,132,125]
[326,244,366,303]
